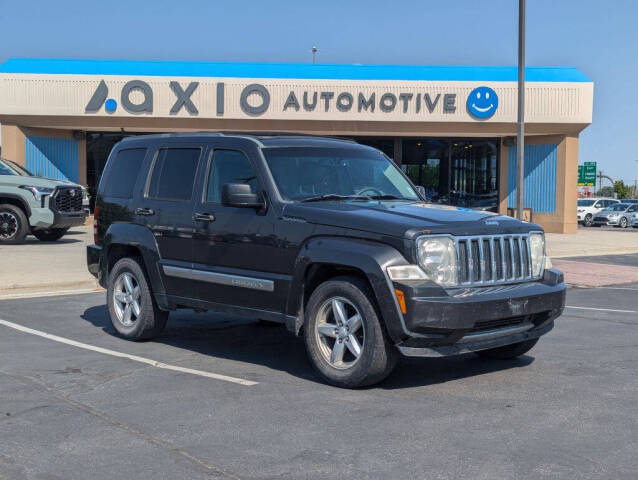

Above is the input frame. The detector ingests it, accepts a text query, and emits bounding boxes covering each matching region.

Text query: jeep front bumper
[391,269,566,357]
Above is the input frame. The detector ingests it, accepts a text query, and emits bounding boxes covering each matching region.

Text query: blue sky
[0,0,636,184]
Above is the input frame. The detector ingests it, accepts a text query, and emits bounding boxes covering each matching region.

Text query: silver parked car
[592,203,638,228]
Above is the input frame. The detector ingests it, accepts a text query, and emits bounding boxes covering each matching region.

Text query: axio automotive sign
[84,79,499,119]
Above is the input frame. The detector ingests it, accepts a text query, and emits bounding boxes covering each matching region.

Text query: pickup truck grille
[455,234,535,286]
[51,187,83,213]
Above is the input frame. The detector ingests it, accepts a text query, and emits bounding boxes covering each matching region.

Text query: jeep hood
[283,200,537,238]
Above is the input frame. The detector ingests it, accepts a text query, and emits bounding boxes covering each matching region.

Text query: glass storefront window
[400,138,499,211]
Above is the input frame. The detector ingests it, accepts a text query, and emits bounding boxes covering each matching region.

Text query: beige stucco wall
[498,134,578,234]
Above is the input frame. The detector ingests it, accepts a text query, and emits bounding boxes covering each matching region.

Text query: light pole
[311,46,318,64]
[516,0,526,220]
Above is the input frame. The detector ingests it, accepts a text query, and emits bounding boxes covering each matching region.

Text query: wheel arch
[0,194,32,217]
[287,236,410,343]
[103,223,167,306]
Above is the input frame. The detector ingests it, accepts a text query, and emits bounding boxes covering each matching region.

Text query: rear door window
[147,148,201,201]
[101,148,146,198]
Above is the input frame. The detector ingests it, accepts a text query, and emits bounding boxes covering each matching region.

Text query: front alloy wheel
[304,276,398,388]
[620,217,628,228]
[0,211,19,240]
[112,272,142,327]
[315,297,365,369]
[583,214,593,227]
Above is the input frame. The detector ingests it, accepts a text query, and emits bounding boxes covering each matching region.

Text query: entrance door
[449,141,498,210]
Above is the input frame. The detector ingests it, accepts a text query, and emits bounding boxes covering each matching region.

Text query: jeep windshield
[262,147,420,202]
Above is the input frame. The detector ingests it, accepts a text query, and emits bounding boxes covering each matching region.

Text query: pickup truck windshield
[0,160,18,176]
[263,147,420,202]
[0,159,32,176]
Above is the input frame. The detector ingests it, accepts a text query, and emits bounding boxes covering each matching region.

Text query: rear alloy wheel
[33,228,69,242]
[107,257,168,341]
[0,204,28,244]
[583,214,593,227]
[619,217,628,228]
[304,276,397,388]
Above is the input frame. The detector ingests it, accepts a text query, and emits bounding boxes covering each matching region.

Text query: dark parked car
[87,133,565,388]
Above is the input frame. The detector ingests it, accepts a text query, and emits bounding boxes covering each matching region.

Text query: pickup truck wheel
[0,204,28,244]
[475,338,539,360]
[583,214,593,227]
[33,228,69,242]
[107,257,168,341]
[304,276,398,388]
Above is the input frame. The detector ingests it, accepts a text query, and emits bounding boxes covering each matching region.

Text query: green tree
[613,180,630,199]
[596,186,614,197]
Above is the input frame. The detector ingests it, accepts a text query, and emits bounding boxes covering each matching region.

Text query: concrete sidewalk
[546,228,638,258]
[0,223,100,298]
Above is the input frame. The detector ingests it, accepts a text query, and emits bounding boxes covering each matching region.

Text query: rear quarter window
[101,148,147,198]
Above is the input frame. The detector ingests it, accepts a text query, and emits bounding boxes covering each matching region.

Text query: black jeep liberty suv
[87,133,565,388]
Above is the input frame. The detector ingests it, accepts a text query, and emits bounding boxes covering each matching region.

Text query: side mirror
[221,183,264,208]
[415,185,426,199]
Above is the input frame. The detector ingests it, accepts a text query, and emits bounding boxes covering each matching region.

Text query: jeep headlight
[529,233,547,277]
[416,236,457,286]
[19,185,54,201]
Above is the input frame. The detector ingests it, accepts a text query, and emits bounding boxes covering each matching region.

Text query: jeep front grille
[455,234,535,286]
[52,187,83,213]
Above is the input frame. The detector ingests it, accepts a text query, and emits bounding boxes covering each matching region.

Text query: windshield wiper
[367,194,414,201]
[300,194,372,203]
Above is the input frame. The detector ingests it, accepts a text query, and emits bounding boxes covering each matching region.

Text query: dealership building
[0,58,593,232]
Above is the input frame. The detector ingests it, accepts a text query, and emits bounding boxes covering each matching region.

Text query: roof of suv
[119,132,365,149]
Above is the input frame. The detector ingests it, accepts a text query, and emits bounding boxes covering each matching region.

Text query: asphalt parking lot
[1,283,637,479]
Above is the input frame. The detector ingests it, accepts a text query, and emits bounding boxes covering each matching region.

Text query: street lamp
[516,0,526,220]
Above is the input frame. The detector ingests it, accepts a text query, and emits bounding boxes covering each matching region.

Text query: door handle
[135,207,155,216]
[193,212,216,222]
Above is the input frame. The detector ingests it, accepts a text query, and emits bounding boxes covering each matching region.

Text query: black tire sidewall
[107,257,167,341]
[0,204,28,244]
[304,277,396,388]
[620,217,627,228]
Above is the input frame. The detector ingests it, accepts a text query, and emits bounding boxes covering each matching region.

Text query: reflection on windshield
[607,204,628,211]
[577,199,595,207]
[263,147,419,202]
[0,160,18,176]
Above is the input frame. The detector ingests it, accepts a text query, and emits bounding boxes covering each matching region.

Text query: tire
[304,276,398,388]
[583,214,593,227]
[0,204,29,244]
[107,257,168,341]
[475,338,539,360]
[33,228,69,242]
[619,217,628,228]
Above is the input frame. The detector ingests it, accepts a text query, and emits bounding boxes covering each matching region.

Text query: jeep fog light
[386,265,428,281]
[416,237,457,287]
[529,233,546,277]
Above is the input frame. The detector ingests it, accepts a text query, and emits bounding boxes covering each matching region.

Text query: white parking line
[565,306,636,314]
[0,288,103,301]
[0,318,258,387]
